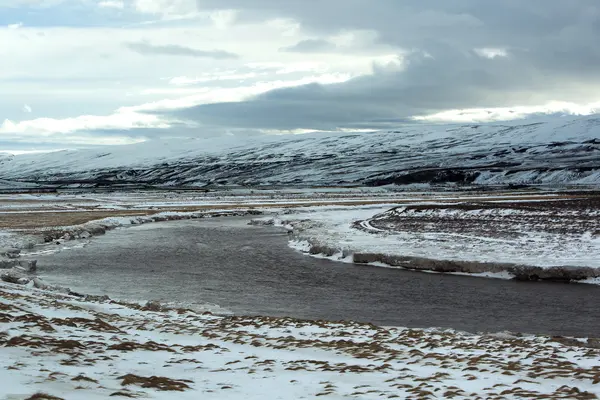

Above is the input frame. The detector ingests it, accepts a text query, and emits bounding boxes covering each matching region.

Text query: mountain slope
[2,115,600,188]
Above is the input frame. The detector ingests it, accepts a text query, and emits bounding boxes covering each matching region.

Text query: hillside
[1,115,600,188]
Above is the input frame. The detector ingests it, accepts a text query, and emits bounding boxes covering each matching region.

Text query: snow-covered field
[254,195,600,283]
[1,281,599,400]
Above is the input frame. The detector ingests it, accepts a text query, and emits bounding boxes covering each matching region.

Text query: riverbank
[1,280,599,400]
[2,190,600,293]
[261,194,600,283]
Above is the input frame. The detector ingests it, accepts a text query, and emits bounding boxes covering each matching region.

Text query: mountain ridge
[1,115,600,188]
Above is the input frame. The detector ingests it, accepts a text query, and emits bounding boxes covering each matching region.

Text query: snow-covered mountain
[1,115,600,188]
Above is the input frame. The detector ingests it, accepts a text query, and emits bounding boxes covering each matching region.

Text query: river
[34,217,600,337]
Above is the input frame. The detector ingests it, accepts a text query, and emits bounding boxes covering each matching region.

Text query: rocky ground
[1,281,600,400]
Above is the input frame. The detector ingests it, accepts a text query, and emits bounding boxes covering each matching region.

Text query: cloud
[3,0,600,151]
[209,9,237,29]
[125,40,239,59]
[280,39,337,53]
[0,110,169,137]
[474,48,508,59]
[142,0,596,129]
[168,42,600,130]
[98,1,124,10]
[132,0,197,16]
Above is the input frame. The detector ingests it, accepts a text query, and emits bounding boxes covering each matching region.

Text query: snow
[1,189,599,397]
[1,281,599,399]
[0,231,40,252]
[0,114,599,187]
[270,201,600,275]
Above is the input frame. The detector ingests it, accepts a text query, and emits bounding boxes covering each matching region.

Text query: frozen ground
[1,281,599,400]
[254,194,600,282]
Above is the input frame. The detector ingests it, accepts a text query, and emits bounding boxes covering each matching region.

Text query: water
[34,217,600,337]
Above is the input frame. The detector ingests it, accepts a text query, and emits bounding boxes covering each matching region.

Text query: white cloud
[412,101,600,123]
[266,18,301,37]
[7,22,23,29]
[0,68,354,145]
[0,110,168,136]
[133,0,197,17]
[168,72,266,85]
[210,9,237,29]
[128,72,354,111]
[0,149,63,155]
[98,1,124,9]
[475,48,509,59]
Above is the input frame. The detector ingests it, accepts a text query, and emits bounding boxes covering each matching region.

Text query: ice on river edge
[254,202,600,284]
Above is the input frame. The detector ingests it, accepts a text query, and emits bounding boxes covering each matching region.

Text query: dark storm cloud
[170,45,599,130]
[195,0,598,47]
[166,0,600,130]
[126,40,239,59]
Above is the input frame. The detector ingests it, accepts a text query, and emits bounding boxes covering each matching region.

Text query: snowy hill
[1,115,600,188]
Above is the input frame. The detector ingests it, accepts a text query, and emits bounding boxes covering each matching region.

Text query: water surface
[35,217,600,336]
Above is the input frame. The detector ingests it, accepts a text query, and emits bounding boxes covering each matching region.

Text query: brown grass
[108,341,176,353]
[51,317,123,333]
[0,210,152,230]
[0,193,577,230]
[109,392,142,398]
[72,375,99,384]
[118,374,193,391]
[25,393,65,400]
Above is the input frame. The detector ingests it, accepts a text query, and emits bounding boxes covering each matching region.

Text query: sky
[1,0,600,152]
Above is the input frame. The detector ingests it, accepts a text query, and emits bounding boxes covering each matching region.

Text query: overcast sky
[1,0,600,152]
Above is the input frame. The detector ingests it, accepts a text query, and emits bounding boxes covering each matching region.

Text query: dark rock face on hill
[1,116,600,189]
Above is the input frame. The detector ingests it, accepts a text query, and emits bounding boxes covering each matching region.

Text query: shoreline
[2,190,599,316]
[3,194,599,300]
[13,214,600,340]
[289,238,600,285]
[264,195,600,284]
[1,209,261,296]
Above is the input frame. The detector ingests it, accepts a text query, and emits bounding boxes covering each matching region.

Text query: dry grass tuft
[118,374,193,391]
[109,391,142,398]
[71,374,99,384]
[25,393,65,400]
[109,341,176,353]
